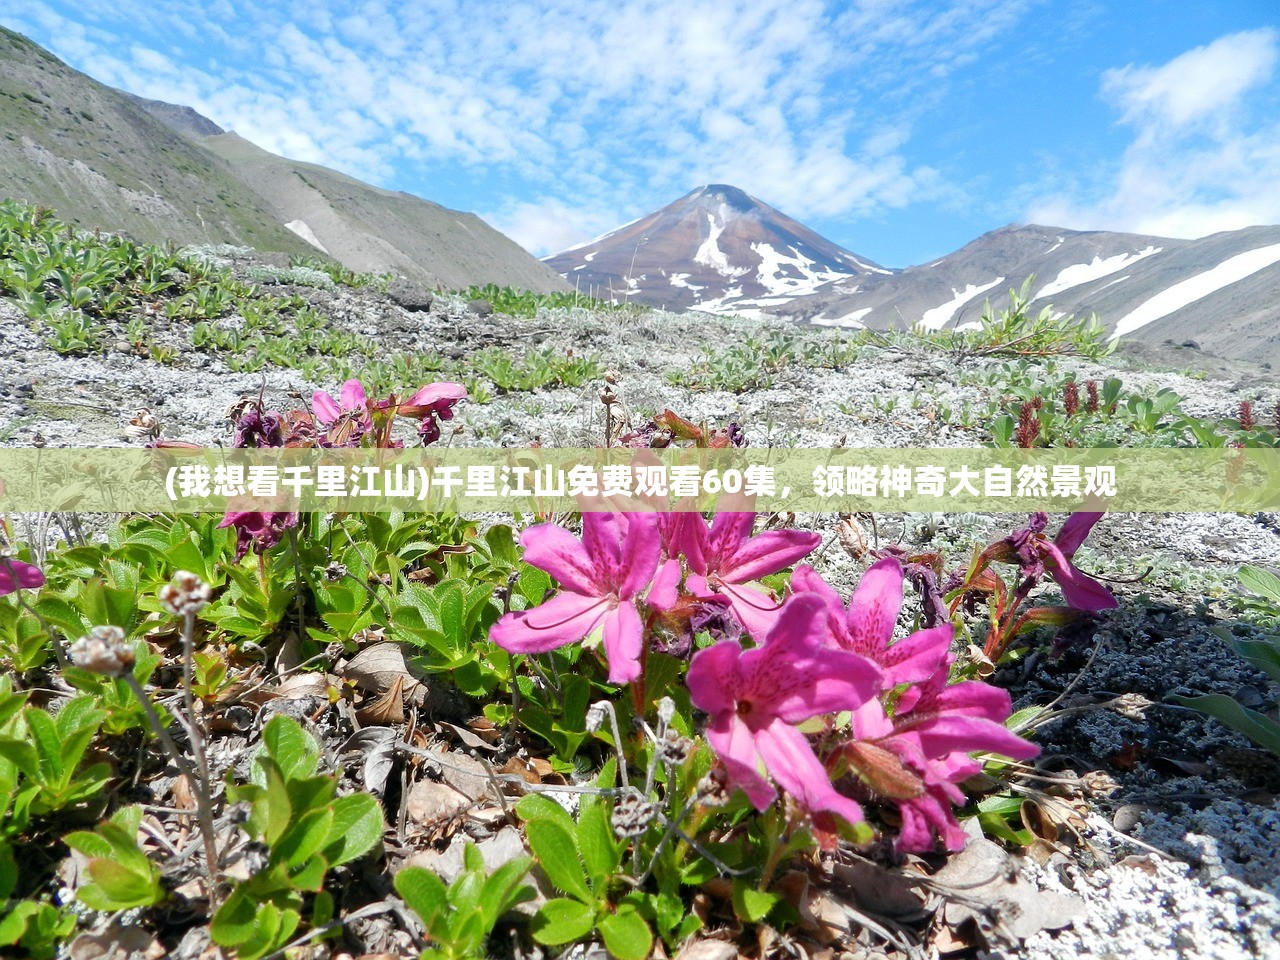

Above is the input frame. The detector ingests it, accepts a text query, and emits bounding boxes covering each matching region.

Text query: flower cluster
[215,378,466,558]
[487,507,1113,852]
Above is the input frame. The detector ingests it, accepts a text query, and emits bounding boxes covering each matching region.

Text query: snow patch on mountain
[811,306,871,328]
[1034,247,1161,301]
[551,214,645,257]
[284,219,327,253]
[752,242,856,297]
[918,277,1004,330]
[669,273,703,291]
[1111,243,1280,339]
[694,213,748,280]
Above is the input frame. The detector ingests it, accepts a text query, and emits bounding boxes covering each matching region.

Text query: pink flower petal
[0,559,44,595]
[878,624,953,686]
[617,513,662,599]
[725,529,821,584]
[907,715,1040,761]
[404,381,468,408]
[1041,540,1118,610]
[707,713,775,810]
[687,640,744,717]
[601,601,643,684]
[1054,511,1103,557]
[489,592,609,654]
[846,556,904,654]
[647,557,682,611]
[718,581,787,642]
[338,379,367,414]
[312,390,340,424]
[754,720,864,825]
[519,523,601,595]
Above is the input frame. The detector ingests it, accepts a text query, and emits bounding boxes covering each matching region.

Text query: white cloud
[1028,28,1280,239]
[1102,29,1278,129]
[8,0,1040,252]
[487,199,625,258]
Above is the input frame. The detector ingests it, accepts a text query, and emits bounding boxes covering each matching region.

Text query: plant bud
[69,625,135,677]
[159,570,212,616]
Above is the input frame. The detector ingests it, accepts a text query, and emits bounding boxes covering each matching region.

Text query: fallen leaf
[930,839,1082,944]
[673,938,739,960]
[357,673,406,725]
[341,727,399,796]
[830,859,929,921]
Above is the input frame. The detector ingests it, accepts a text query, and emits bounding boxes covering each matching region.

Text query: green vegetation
[459,282,640,318]
[0,201,603,400]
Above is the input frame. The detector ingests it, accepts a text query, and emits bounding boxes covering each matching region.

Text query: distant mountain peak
[691,183,756,212]
[546,185,889,315]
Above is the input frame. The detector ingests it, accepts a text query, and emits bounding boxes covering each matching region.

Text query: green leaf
[525,819,591,902]
[395,866,448,929]
[598,908,653,960]
[211,887,262,947]
[80,858,162,910]
[24,708,64,781]
[479,856,535,926]
[1171,693,1280,755]
[530,898,595,946]
[515,793,577,831]
[732,881,781,924]
[288,854,329,892]
[274,807,334,869]
[576,795,620,886]
[260,715,319,782]
[321,792,384,865]
[1240,565,1280,603]
[0,738,38,779]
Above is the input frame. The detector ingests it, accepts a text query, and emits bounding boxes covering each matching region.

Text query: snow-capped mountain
[544,184,892,315]
[793,223,1280,363]
[547,188,1280,365]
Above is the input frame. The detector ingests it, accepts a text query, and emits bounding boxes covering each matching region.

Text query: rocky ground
[2,262,1279,959]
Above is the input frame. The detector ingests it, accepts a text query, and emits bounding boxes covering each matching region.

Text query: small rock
[466,298,493,317]
[386,278,434,312]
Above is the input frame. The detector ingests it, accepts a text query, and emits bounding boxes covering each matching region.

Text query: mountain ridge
[0,27,567,292]
[548,189,1280,365]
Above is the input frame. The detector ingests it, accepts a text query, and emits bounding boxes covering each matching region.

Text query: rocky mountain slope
[0,27,567,292]
[549,190,1280,366]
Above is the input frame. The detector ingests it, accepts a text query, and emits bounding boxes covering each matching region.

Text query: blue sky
[4,1,1278,267]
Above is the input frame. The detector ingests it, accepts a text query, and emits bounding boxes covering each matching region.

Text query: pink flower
[0,557,44,597]
[991,512,1117,612]
[832,561,1039,851]
[791,558,951,686]
[489,512,661,684]
[312,379,372,429]
[675,513,820,640]
[848,658,1039,852]
[687,594,882,825]
[219,510,299,560]
[394,382,467,445]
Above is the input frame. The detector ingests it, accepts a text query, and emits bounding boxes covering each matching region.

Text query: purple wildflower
[990,512,1118,611]
[489,512,661,684]
[687,594,882,824]
[0,557,44,597]
[675,512,820,640]
[219,510,299,561]
[846,628,1039,851]
[791,558,952,685]
[394,382,467,446]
